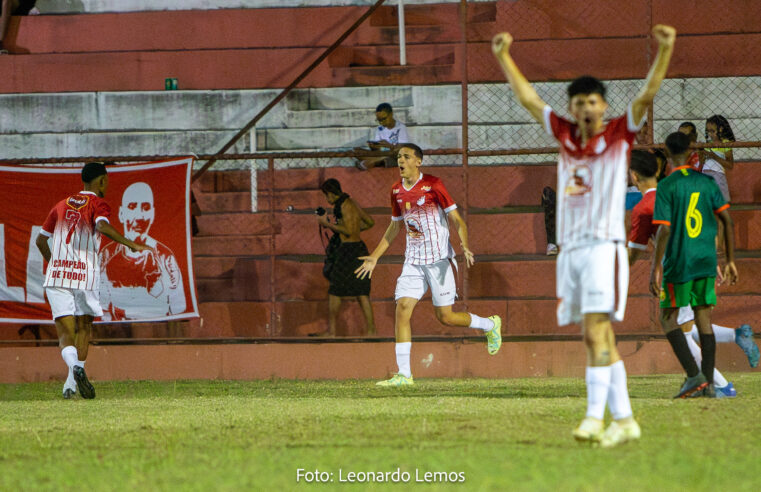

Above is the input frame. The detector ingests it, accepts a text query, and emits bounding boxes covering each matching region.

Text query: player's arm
[649,224,670,297]
[717,209,738,284]
[706,149,734,170]
[355,220,403,279]
[631,25,676,125]
[447,209,475,268]
[96,221,152,253]
[491,32,548,124]
[627,247,642,266]
[35,234,52,263]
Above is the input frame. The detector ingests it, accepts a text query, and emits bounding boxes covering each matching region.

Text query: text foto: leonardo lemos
[296,468,466,483]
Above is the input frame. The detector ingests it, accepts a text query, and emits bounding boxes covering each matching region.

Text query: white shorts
[45,287,103,319]
[556,242,628,326]
[395,259,458,307]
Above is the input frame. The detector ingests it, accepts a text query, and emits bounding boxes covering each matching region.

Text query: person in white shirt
[492,24,676,447]
[355,103,410,171]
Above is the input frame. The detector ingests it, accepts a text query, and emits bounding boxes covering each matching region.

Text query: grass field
[1,374,760,491]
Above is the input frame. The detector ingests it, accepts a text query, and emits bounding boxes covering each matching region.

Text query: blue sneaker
[735,325,759,368]
[715,382,737,398]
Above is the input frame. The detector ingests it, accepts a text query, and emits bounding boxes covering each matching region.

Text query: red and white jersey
[543,104,642,249]
[627,188,657,250]
[40,191,111,291]
[390,174,457,265]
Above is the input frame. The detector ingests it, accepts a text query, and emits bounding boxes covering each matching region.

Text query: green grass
[1,375,760,491]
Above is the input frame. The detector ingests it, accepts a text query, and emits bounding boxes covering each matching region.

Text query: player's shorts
[395,259,457,307]
[556,241,628,326]
[45,287,103,319]
[660,277,716,309]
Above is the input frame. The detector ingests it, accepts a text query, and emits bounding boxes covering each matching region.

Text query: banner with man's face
[0,157,199,323]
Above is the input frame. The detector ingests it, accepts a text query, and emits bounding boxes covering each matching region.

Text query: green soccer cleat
[486,315,502,355]
[376,373,414,387]
[600,419,641,448]
[573,417,604,443]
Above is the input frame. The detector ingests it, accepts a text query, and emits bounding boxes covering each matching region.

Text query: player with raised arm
[492,24,676,447]
[35,162,151,399]
[355,143,502,387]
[650,132,738,398]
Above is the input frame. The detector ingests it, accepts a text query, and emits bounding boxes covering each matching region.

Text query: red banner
[0,158,199,323]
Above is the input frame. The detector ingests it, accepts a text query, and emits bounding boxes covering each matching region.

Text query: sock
[64,367,76,391]
[607,361,633,420]
[61,346,78,369]
[685,332,728,388]
[712,324,735,343]
[468,314,494,331]
[585,366,612,420]
[76,359,85,368]
[395,342,412,378]
[699,333,716,384]
[688,325,700,344]
[665,330,700,377]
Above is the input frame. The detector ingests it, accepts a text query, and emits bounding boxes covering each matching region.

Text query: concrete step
[284,107,413,129]
[329,44,456,68]
[285,86,413,111]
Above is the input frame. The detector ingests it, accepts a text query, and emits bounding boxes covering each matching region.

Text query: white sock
[712,324,735,343]
[61,346,78,369]
[76,359,85,368]
[64,367,76,391]
[585,366,611,420]
[395,342,412,378]
[468,314,494,331]
[684,331,728,388]
[688,325,700,344]
[607,361,633,420]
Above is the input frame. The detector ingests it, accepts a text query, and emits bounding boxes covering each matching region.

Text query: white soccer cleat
[573,417,604,443]
[600,419,641,448]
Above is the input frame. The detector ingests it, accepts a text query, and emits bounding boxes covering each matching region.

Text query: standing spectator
[0,0,38,54]
[678,121,701,170]
[355,103,410,171]
[701,115,735,202]
[316,178,376,336]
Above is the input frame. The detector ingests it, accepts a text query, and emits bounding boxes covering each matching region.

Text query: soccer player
[650,132,738,398]
[492,24,677,447]
[355,143,502,386]
[627,150,758,397]
[35,162,151,399]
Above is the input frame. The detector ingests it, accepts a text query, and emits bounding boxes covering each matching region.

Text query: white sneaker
[546,243,558,256]
[600,419,641,448]
[573,417,604,442]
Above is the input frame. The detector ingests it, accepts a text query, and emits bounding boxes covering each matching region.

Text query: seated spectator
[701,114,735,202]
[355,103,409,171]
[0,0,38,54]
[315,178,376,336]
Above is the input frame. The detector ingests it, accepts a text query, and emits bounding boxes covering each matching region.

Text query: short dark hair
[376,103,392,113]
[678,121,697,134]
[398,143,423,160]
[320,178,342,196]
[665,132,691,156]
[567,76,606,100]
[629,150,658,178]
[81,162,107,183]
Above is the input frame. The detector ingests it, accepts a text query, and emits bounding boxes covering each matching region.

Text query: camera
[315,207,326,216]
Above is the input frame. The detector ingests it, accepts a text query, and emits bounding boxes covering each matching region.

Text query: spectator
[678,121,701,170]
[0,0,38,54]
[702,114,735,202]
[315,178,376,336]
[355,103,410,171]
[541,186,557,255]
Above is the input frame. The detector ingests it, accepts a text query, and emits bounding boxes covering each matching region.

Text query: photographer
[315,179,376,336]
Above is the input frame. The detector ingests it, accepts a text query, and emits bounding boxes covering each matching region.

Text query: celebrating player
[492,24,677,447]
[650,132,738,398]
[35,162,151,399]
[355,143,502,387]
[627,150,758,398]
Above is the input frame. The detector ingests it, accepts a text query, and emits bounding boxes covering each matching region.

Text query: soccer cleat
[600,419,641,448]
[735,324,759,368]
[700,383,717,398]
[375,373,414,387]
[573,417,604,443]
[486,315,502,355]
[62,388,75,400]
[715,382,737,398]
[73,366,96,399]
[674,373,708,399]
[546,243,558,256]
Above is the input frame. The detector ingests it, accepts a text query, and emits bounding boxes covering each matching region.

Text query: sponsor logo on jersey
[406,218,423,238]
[421,185,431,192]
[417,196,425,206]
[67,195,89,210]
[393,188,400,194]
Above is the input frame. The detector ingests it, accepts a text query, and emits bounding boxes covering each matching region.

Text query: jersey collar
[402,173,424,192]
[644,188,656,194]
[79,191,97,195]
[672,165,691,172]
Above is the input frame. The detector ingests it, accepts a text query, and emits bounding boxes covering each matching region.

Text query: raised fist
[652,24,676,46]
[492,32,513,56]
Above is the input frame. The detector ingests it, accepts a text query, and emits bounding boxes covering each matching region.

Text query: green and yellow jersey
[653,165,729,283]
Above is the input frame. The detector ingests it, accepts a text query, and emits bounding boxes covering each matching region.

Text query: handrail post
[398,0,406,66]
